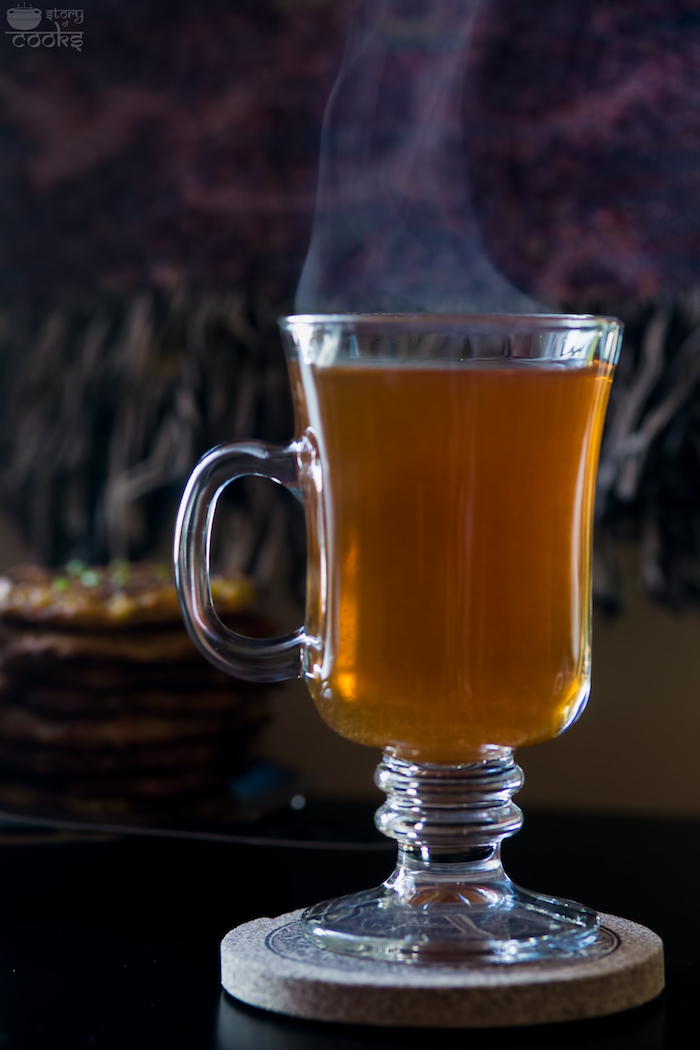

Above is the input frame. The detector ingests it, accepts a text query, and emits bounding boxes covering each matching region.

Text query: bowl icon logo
[6,6,42,30]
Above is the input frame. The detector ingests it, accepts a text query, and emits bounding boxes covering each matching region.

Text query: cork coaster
[220,910,664,1028]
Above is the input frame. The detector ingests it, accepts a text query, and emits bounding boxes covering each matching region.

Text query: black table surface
[0,804,690,1049]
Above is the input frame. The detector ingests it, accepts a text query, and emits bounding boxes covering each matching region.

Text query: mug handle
[174,440,306,682]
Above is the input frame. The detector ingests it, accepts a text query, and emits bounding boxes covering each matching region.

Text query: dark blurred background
[1,0,700,817]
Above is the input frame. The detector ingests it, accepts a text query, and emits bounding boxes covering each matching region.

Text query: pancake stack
[0,563,270,820]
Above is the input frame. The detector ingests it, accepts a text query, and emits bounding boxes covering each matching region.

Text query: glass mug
[175,313,621,963]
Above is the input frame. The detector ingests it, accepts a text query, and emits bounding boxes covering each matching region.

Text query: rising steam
[296,0,542,315]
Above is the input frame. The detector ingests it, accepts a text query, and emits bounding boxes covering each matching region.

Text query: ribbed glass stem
[375,748,523,859]
[374,751,524,908]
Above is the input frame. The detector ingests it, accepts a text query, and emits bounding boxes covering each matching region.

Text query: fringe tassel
[0,288,305,603]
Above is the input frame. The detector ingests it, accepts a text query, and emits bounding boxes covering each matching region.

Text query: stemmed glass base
[302,750,599,964]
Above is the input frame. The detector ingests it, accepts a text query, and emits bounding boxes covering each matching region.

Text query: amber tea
[293,359,612,763]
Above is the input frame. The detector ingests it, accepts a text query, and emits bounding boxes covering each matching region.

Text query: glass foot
[302,750,599,964]
[302,879,598,964]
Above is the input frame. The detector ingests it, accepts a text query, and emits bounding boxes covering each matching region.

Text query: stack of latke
[0,563,269,819]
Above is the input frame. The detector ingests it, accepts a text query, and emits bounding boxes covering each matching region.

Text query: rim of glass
[278,312,621,332]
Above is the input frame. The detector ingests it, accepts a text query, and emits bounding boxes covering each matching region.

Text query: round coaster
[220,910,664,1028]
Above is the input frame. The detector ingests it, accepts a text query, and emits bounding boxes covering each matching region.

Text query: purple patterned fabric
[468,0,700,304]
[0,0,348,307]
[1,0,700,308]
